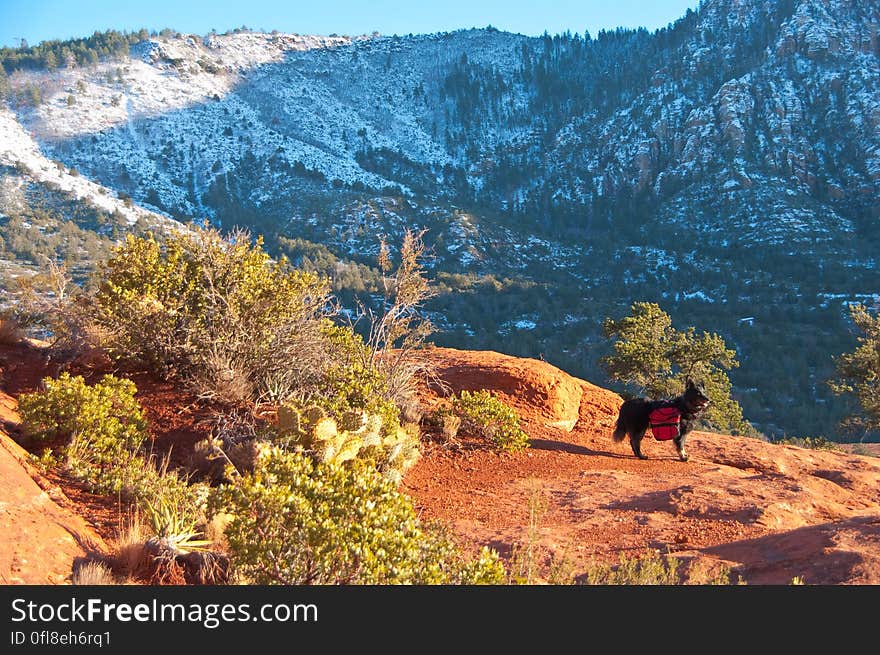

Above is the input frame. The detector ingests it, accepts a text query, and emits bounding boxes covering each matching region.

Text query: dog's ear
[685,377,694,389]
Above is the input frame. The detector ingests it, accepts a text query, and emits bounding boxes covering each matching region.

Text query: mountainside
[1,0,878,438]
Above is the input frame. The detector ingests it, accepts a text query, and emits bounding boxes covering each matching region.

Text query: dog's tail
[612,410,627,443]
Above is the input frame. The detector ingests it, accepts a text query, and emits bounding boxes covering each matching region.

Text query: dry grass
[203,511,231,550]
[508,480,548,584]
[110,511,150,580]
[581,550,741,585]
[72,560,117,585]
[397,392,425,425]
[188,351,255,407]
[440,413,462,442]
[65,322,114,370]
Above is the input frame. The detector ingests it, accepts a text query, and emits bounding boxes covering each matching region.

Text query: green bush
[452,390,530,453]
[601,302,749,434]
[19,372,147,474]
[93,225,331,404]
[208,447,504,584]
[318,322,402,432]
[830,303,880,434]
[18,372,208,525]
[90,225,418,437]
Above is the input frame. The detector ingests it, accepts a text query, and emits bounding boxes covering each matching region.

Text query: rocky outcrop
[418,347,621,432]
[0,341,878,585]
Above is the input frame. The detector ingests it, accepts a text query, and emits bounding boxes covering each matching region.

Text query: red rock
[0,409,107,584]
[419,346,621,433]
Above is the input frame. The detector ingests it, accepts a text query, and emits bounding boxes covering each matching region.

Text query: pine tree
[42,50,58,70]
[601,302,747,433]
[829,303,880,436]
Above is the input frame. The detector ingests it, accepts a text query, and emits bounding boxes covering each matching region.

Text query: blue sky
[0,1,702,48]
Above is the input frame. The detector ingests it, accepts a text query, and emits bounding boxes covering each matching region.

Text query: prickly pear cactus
[277,405,302,433]
[302,404,327,425]
[376,423,421,481]
[312,417,340,445]
[334,436,363,464]
[273,402,421,480]
[338,409,367,432]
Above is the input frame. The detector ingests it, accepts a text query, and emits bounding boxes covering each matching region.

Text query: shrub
[425,406,463,445]
[7,260,95,357]
[92,225,331,403]
[18,372,148,476]
[208,447,504,584]
[18,372,208,524]
[358,229,437,409]
[582,550,739,585]
[849,443,877,457]
[601,302,749,434]
[91,225,418,424]
[90,224,435,449]
[438,411,462,442]
[453,546,507,584]
[452,390,530,453]
[830,303,880,435]
[318,322,402,431]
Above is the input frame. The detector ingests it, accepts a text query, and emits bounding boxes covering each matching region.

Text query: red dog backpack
[649,406,681,441]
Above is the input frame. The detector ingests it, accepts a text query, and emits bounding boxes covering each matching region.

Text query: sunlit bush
[208,447,504,585]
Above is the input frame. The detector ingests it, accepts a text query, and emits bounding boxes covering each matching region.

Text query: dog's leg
[630,429,649,460]
[674,425,689,462]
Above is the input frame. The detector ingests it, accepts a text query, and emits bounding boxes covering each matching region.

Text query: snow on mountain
[4,28,530,218]
[0,105,172,226]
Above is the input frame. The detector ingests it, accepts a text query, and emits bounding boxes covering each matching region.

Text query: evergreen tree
[42,50,58,70]
[601,302,747,433]
[829,303,880,437]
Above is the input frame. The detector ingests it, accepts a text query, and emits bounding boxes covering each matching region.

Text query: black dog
[612,379,710,462]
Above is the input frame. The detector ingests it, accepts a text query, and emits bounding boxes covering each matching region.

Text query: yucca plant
[145,496,212,555]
